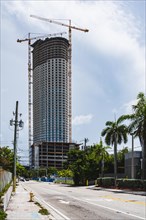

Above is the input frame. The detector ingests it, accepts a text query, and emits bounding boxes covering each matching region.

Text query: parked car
[19,177,25,182]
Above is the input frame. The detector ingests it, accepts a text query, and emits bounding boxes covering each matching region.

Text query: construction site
[17,15,89,169]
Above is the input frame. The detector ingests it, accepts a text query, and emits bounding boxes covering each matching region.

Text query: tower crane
[30,15,89,142]
[17,32,66,163]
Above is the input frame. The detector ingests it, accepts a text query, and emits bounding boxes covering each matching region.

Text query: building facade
[32,37,69,143]
[125,151,142,179]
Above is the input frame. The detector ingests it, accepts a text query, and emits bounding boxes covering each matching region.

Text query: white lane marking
[70,196,145,220]
[88,201,145,220]
[105,199,113,202]
[36,196,70,220]
[59,200,70,204]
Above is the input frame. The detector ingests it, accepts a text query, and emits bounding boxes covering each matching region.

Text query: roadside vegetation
[96,177,146,190]
[64,144,128,186]
[0,146,26,176]
[63,92,146,186]
[0,210,7,220]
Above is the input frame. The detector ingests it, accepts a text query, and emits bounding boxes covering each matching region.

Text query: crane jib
[30,15,89,33]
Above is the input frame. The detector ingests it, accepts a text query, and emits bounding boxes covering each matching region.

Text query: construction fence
[0,167,12,192]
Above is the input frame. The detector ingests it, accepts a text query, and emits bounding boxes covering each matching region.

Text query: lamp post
[10,101,24,192]
[131,133,134,179]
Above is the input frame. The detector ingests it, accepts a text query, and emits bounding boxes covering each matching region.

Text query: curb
[21,183,68,220]
[91,186,146,196]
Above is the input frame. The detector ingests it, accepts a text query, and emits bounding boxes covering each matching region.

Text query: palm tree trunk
[101,158,104,178]
[114,135,117,187]
[142,124,146,180]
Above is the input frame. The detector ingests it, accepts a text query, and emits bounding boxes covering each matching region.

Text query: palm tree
[122,92,146,179]
[101,116,128,186]
[94,139,110,177]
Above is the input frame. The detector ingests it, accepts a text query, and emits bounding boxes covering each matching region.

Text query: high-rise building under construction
[33,37,69,143]
[30,37,79,169]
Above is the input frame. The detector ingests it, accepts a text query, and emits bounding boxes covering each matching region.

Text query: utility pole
[10,101,24,192]
[13,101,18,192]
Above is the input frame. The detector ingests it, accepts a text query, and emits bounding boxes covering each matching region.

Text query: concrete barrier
[0,168,12,192]
[1,185,13,211]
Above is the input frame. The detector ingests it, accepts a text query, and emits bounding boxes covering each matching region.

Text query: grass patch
[34,201,42,208]
[34,201,49,215]
[55,179,74,185]
[38,208,49,215]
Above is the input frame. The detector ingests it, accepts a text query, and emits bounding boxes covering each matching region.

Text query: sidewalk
[6,183,54,220]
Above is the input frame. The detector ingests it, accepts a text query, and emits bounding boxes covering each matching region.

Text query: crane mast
[68,21,72,142]
[30,15,89,143]
[28,33,33,154]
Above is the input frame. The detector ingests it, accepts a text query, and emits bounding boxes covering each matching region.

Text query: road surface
[22,181,146,220]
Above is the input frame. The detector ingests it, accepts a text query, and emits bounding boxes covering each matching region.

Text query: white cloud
[72,114,93,125]
[122,99,138,114]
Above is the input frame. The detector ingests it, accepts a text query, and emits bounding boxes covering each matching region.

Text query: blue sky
[1,0,145,165]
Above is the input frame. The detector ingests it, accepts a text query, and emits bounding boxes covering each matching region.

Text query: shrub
[38,208,49,215]
[97,178,146,190]
[96,177,102,186]
[117,179,146,190]
[0,210,7,220]
[97,177,114,187]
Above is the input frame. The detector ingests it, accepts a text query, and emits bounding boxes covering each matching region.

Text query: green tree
[0,146,14,172]
[83,147,100,181]
[65,143,110,185]
[58,169,73,178]
[91,140,110,177]
[16,162,26,177]
[58,169,73,183]
[67,149,86,185]
[0,146,27,178]
[122,92,146,179]
[101,116,128,186]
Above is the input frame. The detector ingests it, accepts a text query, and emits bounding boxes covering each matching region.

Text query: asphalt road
[23,181,146,220]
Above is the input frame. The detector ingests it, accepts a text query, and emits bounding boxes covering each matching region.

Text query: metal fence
[0,167,12,192]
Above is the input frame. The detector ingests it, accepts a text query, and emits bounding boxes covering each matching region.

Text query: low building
[30,142,79,169]
[125,151,142,179]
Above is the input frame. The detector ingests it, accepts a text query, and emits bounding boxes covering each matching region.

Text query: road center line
[100,195,146,206]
